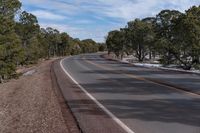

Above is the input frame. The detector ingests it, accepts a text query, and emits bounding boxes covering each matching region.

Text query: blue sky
[20,0,200,42]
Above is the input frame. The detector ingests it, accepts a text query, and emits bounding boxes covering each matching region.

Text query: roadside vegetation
[0,0,105,82]
[106,6,200,70]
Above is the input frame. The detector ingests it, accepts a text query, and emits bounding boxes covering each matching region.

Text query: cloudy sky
[20,0,200,42]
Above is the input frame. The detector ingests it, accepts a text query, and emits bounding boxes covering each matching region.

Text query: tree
[105,6,200,70]
[59,32,70,56]
[171,6,200,69]
[69,39,81,55]
[142,17,156,60]
[0,0,22,82]
[42,27,61,58]
[15,11,40,64]
[155,10,182,65]
[0,0,103,82]
[81,39,98,53]
[0,0,21,18]
[127,19,154,62]
[106,30,125,59]
[98,43,106,52]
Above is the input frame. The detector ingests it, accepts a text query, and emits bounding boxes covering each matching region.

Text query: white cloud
[48,0,198,21]
[39,22,111,42]
[20,0,77,15]
[40,23,82,35]
[21,0,200,42]
[21,0,199,21]
[31,10,67,20]
[93,0,199,21]
[73,20,93,24]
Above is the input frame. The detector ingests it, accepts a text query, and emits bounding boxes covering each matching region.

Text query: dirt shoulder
[0,59,80,133]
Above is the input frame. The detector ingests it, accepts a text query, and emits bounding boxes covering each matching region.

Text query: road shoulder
[54,58,126,133]
[0,59,80,133]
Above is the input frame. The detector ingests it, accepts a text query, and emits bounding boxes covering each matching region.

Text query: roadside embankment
[0,59,80,133]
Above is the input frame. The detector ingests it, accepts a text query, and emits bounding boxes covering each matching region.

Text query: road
[55,53,200,133]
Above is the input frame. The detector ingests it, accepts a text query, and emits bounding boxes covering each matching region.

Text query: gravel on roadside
[0,59,80,133]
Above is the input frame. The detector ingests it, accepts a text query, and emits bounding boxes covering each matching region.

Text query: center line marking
[84,57,199,97]
[60,57,135,133]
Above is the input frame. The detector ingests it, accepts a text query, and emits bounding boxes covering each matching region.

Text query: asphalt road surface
[56,53,200,133]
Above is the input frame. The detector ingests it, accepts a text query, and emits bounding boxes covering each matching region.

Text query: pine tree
[0,0,22,82]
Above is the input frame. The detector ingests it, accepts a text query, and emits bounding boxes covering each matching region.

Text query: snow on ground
[23,69,36,76]
[121,57,200,74]
[134,63,162,67]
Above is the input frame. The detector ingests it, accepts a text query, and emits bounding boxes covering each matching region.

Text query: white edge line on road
[60,58,135,133]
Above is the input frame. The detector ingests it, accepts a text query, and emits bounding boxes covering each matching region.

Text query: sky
[20,0,200,42]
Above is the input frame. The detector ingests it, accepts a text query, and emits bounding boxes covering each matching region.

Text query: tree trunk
[149,51,152,60]
[120,52,124,60]
[0,75,3,83]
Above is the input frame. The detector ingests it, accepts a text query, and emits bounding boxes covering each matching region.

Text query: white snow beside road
[121,58,200,74]
[23,69,36,76]
[134,63,162,68]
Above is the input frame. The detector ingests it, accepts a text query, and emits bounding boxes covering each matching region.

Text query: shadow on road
[68,54,200,127]
[68,98,200,127]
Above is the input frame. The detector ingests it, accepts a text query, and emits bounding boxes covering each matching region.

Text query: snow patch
[23,69,36,76]
[121,58,200,74]
[134,63,162,68]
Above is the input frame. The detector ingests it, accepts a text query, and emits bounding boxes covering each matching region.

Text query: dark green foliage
[106,6,200,70]
[0,0,21,18]
[170,6,200,69]
[0,0,99,82]
[0,0,22,82]
[98,43,106,51]
[127,19,155,62]
[15,11,40,64]
[81,39,99,53]
[106,30,126,59]
[155,10,182,65]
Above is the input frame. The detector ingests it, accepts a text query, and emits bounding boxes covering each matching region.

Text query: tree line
[0,0,102,82]
[106,6,200,70]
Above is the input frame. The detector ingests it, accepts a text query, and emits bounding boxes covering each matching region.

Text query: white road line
[60,58,135,133]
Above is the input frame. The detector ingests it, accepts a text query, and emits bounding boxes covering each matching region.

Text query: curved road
[56,53,200,133]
